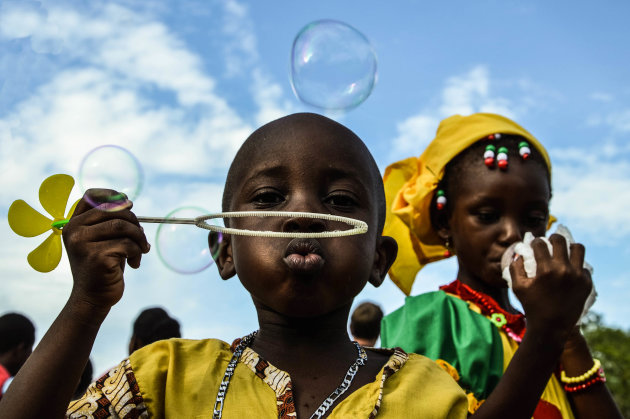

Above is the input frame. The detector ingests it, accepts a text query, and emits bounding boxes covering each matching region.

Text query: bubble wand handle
[50,211,368,238]
[50,217,197,229]
[136,217,197,225]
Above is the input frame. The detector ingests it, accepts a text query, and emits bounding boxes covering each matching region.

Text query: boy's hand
[63,189,150,312]
[510,234,592,343]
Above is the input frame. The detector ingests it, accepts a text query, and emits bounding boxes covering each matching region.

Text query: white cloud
[590,92,614,102]
[251,69,295,126]
[390,65,523,157]
[392,114,439,157]
[551,148,630,242]
[220,0,258,77]
[0,1,47,39]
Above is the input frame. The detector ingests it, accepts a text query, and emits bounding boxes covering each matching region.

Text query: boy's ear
[210,232,236,280]
[368,235,398,287]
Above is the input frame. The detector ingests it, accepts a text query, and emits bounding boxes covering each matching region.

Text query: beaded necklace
[440,280,526,343]
[212,331,368,419]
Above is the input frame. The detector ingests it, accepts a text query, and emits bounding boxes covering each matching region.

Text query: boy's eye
[325,193,358,210]
[252,190,284,206]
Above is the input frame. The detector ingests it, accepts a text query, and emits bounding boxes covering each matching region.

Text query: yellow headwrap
[383,113,553,295]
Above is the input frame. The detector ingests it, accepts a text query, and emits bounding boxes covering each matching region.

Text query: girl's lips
[283,238,325,273]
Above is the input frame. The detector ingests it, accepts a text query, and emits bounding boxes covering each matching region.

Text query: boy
[0,113,468,417]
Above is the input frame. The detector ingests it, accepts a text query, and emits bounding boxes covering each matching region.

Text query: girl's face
[442,159,551,291]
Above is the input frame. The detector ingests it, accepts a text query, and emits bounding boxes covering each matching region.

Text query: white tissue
[500,224,596,325]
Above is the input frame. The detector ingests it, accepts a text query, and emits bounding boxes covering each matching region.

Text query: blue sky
[1,0,629,374]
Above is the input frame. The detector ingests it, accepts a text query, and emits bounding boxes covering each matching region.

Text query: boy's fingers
[72,189,132,218]
[66,218,150,254]
[94,239,144,270]
[123,241,144,269]
[569,242,585,270]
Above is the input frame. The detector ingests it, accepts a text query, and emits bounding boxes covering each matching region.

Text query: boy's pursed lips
[283,238,325,273]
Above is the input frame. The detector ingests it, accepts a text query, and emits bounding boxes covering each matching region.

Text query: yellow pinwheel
[8,174,80,273]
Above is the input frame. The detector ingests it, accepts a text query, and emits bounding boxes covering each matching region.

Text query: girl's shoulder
[382,290,474,335]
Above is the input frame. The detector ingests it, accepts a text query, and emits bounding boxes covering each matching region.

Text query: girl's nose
[499,218,523,246]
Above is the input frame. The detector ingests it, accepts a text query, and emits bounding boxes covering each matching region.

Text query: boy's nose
[282,215,327,233]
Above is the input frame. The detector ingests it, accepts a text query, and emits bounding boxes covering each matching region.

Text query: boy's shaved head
[223,113,386,233]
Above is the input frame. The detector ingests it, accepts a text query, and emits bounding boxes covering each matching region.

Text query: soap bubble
[290,19,377,111]
[78,145,144,211]
[156,207,222,274]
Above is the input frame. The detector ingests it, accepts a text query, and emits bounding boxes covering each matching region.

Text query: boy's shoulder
[370,347,468,417]
[129,337,234,374]
[130,337,231,360]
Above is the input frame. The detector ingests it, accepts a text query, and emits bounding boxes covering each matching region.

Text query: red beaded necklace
[440,280,526,343]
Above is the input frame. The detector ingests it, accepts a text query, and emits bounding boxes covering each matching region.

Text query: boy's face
[442,159,550,289]
[217,117,396,318]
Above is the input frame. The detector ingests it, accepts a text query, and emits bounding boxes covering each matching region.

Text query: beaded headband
[481,134,532,171]
[434,135,535,212]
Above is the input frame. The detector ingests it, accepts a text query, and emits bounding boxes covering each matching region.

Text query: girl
[380,113,621,418]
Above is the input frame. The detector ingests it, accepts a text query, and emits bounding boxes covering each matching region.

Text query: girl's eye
[325,193,358,209]
[525,212,547,228]
[475,211,499,223]
[252,191,284,206]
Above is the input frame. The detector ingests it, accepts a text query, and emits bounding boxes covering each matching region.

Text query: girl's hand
[510,233,592,343]
[62,189,150,312]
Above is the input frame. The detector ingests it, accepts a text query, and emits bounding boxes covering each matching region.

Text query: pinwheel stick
[50,211,368,239]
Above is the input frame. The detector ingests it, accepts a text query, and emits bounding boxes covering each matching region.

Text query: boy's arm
[471,235,622,419]
[0,191,150,419]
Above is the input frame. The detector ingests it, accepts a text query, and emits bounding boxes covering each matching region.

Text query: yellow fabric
[462,301,575,418]
[383,113,553,295]
[498,333,575,419]
[126,338,468,418]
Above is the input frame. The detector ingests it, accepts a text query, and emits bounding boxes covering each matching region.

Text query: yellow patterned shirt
[67,338,468,418]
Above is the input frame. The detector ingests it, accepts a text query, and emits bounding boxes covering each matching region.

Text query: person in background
[128,307,181,355]
[0,313,35,400]
[349,301,384,347]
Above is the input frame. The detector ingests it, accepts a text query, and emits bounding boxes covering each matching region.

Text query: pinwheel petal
[27,232,62,273]
[66,198,81,219]
[8,200,52,237]
[40,174,75,219]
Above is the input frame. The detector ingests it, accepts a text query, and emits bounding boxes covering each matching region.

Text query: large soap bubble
[290,19,377,111]
[156,206,222,274]
[78,145,144,211]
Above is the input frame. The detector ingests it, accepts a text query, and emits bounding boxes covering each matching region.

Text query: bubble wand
[8,174,368,273]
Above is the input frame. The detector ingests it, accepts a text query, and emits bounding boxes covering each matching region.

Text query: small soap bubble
[156,207,222,274]
[290,19,377,111]
[78,145,144,211]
